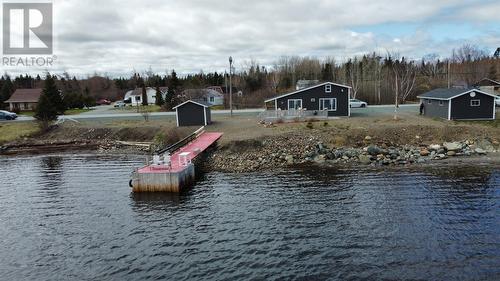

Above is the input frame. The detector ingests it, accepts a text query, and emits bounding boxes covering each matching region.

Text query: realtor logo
[3,3,53,55]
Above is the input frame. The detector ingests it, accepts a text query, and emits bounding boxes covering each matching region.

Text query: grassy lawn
[463,119,500,128]
[19,111,35,117]
[19,108,92,117]
[112,105,162,112]
[0,122,40,144]
[64,108,92,115]
[210,105,225,110]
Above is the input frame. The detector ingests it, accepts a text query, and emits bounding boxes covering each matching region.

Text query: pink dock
[130,130,223,192]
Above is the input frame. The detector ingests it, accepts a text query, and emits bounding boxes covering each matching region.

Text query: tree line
[1,44,499,111]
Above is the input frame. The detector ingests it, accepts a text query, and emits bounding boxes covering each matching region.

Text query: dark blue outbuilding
[173,100,211,127]
[417,88,496,121]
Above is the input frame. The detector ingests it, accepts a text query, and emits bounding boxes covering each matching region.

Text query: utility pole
[229,56,233,117]
[447,60,451,89]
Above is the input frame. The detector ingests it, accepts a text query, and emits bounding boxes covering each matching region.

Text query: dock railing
[156,126,205,155]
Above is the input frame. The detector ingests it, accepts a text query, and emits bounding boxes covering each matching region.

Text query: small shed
[173,100,211,127]
[417,88,496,120]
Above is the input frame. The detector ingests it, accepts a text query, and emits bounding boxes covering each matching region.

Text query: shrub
[306,121,314,129]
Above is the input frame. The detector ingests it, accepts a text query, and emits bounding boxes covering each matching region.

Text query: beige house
[5,88,42,111]
[474,78,500,96]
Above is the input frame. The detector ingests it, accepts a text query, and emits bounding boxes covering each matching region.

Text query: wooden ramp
[131,129,222,192]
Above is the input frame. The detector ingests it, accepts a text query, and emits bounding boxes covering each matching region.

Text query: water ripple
[0,154,498,280]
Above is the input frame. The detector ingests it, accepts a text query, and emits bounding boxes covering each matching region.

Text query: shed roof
[172,99,210,109]
[474,78,500,87]
[417,88,497,100]
[5,88,42,103]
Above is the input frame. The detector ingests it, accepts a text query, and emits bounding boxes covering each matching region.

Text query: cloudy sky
[3,0,500,77]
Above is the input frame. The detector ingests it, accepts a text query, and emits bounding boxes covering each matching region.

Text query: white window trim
[319,98,337,111]
[427,100,432,104]
[470,99,480,107]
[287,99,302,110]
[439,100,444,106]
[325,84,332,93]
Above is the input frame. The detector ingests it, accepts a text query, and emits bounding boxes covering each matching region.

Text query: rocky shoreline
[207,134,499,172]
[2,131,499,173]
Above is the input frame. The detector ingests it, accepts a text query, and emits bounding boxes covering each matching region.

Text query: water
[0,154,499,280]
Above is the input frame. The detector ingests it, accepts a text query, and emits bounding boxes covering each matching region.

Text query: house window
[439,101,444,106]
[288,99,302,110]
[209,96,215,103]
[24,103,29,109]
[325,84,332,93]
[427,100,432,104]
[319,98,337,111]
[135,96,141,101]
[470,99,480,107]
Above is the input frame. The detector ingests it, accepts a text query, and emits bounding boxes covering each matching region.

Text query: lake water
[0,154,499,280]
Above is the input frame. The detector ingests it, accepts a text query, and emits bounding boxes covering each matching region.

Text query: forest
[1,44,499,110]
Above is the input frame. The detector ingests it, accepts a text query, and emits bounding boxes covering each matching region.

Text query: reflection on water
[0,153,499,280]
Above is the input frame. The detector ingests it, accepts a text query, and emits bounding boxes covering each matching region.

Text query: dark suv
[0,110,18,120]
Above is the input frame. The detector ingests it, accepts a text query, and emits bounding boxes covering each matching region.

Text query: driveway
[350,104,418,117]
[5,104,419,123]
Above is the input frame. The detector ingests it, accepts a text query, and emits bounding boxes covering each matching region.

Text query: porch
[259,109,330,123]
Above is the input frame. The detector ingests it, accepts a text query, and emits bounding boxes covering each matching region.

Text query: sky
[2,0,500,77]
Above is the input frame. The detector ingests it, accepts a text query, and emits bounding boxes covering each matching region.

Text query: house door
[288,99,302,110]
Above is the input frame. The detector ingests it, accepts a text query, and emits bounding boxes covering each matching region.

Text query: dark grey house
[173,100,211,127]
[264,82,351,117]
[417,88,496,120]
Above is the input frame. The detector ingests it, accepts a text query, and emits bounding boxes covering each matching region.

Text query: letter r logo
[3,3,53,55]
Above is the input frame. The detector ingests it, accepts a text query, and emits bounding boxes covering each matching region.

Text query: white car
[350,99,368,108]
[495,96,500,107]
[114,101,126,108]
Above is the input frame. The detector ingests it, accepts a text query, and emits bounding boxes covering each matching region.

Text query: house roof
[172,99,210,109]
[474,78,500,87]
[183,89,223,98]
[417,88,497,100]
[5,88,42,103]
[296,79,320,88]
[125,87,167,96]
[264,82,351,103]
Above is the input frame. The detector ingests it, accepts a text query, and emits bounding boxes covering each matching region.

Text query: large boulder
[358,155,371,165]
[476,139,496,153]
[420,149,430,156]
[367,145,381,156]
[474,148,487,155]
[443,142,462,151]
[428,144,442,151]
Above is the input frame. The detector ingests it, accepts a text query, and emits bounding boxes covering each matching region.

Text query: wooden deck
[131,130,223,192]
[138,132,223,174]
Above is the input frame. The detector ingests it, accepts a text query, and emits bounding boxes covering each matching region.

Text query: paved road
[5,104,419,123]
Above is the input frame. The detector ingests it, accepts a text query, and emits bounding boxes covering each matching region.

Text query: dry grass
[0,123,40,144]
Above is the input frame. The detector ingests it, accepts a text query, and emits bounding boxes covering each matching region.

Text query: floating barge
[130,128,222,192]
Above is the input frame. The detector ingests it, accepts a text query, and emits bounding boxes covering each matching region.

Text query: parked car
[350,99,368,108]
[495,96,500,107]
[0,110,18,120]
[114,101,126,108]
[96,99,112,105]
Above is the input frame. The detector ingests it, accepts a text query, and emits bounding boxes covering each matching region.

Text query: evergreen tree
[42,74,65,113]
[141,84,148,106]
[155,85,164,106]
[35,80,59,130]
[165,70,181,109]
[0,76,14,105]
